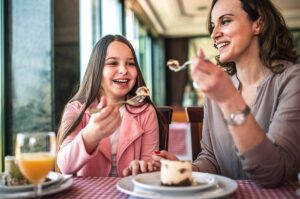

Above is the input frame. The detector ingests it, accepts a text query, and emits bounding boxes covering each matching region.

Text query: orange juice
[18,152,55,185]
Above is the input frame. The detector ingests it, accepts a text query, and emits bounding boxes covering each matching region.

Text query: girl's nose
[118,63,128,74]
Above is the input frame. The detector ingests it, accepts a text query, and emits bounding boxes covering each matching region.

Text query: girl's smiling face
[101,41,138,103]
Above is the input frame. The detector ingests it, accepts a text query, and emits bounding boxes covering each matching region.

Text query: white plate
[132,172,217,193]
[0,172,62,193]
[117,172,238,199]
[0,175,72,199]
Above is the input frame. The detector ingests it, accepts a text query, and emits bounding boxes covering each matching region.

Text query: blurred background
[1,0,300,169]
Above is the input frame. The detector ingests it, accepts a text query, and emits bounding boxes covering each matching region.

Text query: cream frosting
[160,159,192,186]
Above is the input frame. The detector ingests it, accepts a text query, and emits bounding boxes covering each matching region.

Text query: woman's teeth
[216,42,230,49]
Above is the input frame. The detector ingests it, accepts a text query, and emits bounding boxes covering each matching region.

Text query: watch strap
[224,105,251,126]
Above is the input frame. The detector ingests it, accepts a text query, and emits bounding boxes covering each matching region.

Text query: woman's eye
[221,19,231,25]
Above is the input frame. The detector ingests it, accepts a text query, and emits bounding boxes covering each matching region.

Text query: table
[45,177,299,199]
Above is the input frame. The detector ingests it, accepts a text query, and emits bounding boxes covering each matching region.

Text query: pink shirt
[57,101,159,177]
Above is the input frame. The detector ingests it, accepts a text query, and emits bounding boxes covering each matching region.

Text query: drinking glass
[15,132,57,198]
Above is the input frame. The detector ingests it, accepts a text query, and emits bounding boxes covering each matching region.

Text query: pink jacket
[56,101,159,177]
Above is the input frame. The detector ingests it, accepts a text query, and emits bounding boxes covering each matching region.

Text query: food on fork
[166,59,180,70]
[160,159,193,186]
[135,86,150,97]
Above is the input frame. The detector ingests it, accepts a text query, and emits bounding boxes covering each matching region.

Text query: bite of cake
[160,159,193,186]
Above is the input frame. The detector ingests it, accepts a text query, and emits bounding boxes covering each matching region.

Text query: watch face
[233,113,245,125]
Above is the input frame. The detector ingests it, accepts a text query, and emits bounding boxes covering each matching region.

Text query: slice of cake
[160,159,193,186]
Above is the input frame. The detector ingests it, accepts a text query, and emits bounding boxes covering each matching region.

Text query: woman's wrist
[218,91,246,118]
[192,164,200,172]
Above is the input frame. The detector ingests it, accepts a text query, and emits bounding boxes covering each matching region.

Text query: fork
[167,55,217,72]
[90,94,148,114]
[167,60,193,72]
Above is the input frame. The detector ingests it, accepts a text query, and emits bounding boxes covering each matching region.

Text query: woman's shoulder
[276,60,300,77]
[269,61,300,86]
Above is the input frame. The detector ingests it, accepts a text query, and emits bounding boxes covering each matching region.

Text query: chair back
[185,107,204,161]
[157,106,173,151]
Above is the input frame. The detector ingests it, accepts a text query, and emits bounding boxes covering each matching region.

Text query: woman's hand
[151,150,179,169]
[191,49,239,106]
[82,96,121,153]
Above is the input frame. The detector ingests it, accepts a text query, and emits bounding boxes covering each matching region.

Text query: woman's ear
[253,17,263,35]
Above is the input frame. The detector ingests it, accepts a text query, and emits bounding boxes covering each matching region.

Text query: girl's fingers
[122,168,131,176]
[130,160,139,176]
[139,160,148,173]
[147,161,154,172]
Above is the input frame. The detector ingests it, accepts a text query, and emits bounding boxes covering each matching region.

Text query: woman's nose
[210,24,222,42]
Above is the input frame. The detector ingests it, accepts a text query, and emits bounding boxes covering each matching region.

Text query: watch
[224,105,251,126]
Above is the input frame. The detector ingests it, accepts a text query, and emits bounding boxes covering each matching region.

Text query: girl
[56,35,166,177]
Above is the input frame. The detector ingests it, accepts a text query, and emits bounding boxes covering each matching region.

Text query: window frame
[0,0,5,172]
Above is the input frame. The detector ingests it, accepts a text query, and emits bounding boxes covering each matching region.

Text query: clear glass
[15,132,56,198]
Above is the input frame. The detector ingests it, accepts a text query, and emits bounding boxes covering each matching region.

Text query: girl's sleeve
[139,105,159,161]
[56,103,98,174]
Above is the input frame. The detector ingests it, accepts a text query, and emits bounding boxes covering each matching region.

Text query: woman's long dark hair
[207,0,299,75]
[57,35,167,149]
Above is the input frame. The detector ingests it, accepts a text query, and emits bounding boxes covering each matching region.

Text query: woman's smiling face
[101,41,138,103]
[210,0,259,63]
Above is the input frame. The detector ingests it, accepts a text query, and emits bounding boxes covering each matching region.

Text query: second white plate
[0,172,62,193]
[132,172,217,193]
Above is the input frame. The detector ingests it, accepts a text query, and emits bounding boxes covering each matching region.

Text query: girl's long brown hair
[57,35,167,149]
[207,0,299,75]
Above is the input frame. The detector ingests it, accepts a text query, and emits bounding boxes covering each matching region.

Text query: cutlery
[42,175,72,191]
[91,86,150,114]
[166,55,217,72]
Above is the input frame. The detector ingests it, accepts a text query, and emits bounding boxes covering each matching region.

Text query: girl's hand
[122,151,178,176]
[191,49,239,106]
[82,96,121,153]
[122,160,159,176]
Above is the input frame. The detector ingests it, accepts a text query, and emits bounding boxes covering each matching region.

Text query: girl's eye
[127,62,136,66]
[105,61,118,66]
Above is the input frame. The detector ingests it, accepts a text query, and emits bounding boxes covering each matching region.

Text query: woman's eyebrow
[212,13,234,23]
[219,13,234,20]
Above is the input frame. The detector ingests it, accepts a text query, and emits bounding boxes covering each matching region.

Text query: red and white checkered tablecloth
[44,177,299,199]
[234,180,299,199]
[44,177,127,199]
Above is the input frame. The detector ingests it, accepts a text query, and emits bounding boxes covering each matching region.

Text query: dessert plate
[0,172,62,193]
[132,172,217,193]
[0,175,73,199]
[117,173,238,199]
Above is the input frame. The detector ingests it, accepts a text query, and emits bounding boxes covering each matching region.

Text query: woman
[56,35,167,177]
[124,0,300,188]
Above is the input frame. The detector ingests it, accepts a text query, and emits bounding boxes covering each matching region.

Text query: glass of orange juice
[15,132,56,198]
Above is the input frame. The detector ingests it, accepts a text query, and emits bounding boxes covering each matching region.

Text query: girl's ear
[253,17,263,35]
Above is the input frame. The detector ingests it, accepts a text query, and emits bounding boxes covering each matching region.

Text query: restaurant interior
[0,0,300,198]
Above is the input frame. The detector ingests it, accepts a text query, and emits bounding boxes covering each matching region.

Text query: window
[101,0,122,36]
[0,0,4,171]
[79,0,101,80]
